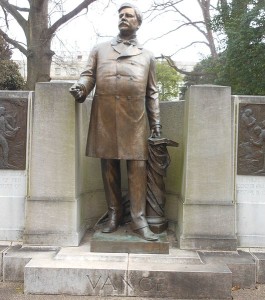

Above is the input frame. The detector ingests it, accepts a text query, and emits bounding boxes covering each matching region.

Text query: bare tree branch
[1,5,8,28]
[10,4,30,12]
[0,27,28,56]
[0,0,28,32]
[48,0,96,35]
[169,40,210,57]
[143,20,204,44]
[160,54,213,76]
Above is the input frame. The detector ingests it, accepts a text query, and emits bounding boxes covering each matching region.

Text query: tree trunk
[26,0,53,90]
[198,0,217,58]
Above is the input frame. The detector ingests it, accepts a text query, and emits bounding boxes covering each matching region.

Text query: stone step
[24,252,232,299]
[2,245,58,282]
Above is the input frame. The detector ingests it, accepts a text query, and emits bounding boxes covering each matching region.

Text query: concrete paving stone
[128,250,202,265]
[0,245,9,277]
[3,245,59,282]
[251,251,265,283]
[198,250,256,289]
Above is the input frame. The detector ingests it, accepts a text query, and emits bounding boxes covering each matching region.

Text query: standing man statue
[70,3,161,241]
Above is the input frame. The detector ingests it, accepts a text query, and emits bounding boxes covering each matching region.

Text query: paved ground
[1,282,265,300]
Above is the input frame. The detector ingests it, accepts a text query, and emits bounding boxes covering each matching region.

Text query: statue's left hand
[151,124,162,138]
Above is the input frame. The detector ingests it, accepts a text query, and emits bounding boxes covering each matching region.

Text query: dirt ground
[1,282,265,300]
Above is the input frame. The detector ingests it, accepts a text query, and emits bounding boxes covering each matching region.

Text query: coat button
[117,75,121,79]
[115,96,120,100]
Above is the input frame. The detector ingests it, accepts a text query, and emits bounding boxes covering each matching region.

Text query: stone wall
[1,84,265,250]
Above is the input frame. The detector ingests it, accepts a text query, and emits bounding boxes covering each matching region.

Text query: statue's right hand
[69,83,85,100]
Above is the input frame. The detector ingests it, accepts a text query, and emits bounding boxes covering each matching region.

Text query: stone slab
[90,227,169,254]
[24,253,231,298]
[24,258,128,296]
[127,262,231,299]
[199,250,256,288]
[3,245,58,282]
[251,252,265,283]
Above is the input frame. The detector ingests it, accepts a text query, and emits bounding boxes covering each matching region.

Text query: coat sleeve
[145,54,161,129]
[76,46,97,102]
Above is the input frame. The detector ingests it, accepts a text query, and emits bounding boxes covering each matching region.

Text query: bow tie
[117,38,137,46]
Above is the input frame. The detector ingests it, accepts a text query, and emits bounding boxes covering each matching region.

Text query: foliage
[156,60,182,101]
[183,0,265,96]
[0,35,25,90]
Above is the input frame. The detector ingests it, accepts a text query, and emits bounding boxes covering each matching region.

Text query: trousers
[101,159,148,230]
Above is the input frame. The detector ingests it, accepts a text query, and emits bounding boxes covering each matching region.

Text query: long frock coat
[77,36,160,160]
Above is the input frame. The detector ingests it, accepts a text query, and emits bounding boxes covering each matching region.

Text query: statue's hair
[118,3,143,26]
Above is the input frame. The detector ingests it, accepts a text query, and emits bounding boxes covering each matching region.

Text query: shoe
[102,211,122,233]
[134,226,158,241]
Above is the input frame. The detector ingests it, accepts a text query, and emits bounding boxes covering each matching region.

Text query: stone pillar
[24,82,105,246]
[179,85,237,250]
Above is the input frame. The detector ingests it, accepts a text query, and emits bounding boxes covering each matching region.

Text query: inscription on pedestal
[237,104,265,175]
[0,98,28,170]
[85,274,166,295]
[0,171,26,196]
[237,176,265,203]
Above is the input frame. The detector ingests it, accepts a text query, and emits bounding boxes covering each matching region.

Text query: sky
[6,0,214,63]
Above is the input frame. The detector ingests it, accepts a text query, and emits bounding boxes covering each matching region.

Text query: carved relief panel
[237,104,265,175]
[0,98,28,170]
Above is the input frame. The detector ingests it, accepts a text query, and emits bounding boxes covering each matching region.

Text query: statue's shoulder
[97,40,112,48]
[141,47,155,60]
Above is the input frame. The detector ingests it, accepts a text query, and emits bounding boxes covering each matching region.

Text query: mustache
[119,21,129,26]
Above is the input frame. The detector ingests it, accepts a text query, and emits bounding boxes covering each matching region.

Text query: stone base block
[180,235,237,251]
[3,245,58,282]
[0,246,8,278]
[24,257,128,297]
[251,251,265,283]
[199,250,256,288]
[90,227,169,254]
[24,252,231,299]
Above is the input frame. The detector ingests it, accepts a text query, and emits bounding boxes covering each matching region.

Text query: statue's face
[0,107,5,116]
[118,7,139,36]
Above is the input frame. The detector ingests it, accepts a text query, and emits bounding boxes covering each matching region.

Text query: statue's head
[0,107,6,116]
[254,125,261,135]
[244,108,253,117]
[118,3,143,36]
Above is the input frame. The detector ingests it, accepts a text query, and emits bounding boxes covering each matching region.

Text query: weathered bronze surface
[91,225,169,254]
[0,98,28,170]
[70,3,162,241]
[146,138,179,233]
[237,103,265,175]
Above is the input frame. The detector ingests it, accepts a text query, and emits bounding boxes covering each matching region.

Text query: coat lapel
[111,37,142,58]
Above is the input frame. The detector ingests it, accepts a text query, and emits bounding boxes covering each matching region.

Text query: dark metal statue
[70,3,161,241]
[237,104,265,175]
[146,138,178,233]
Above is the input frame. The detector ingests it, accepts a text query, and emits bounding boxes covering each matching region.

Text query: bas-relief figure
[238,104,265,175]
[70,3,164,241]
[0,99,27,170]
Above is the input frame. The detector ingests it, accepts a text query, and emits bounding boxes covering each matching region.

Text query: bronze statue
[70,3,161,241]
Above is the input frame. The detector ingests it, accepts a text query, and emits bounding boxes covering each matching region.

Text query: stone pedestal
[90,226,169,254]
[24,82,106,246]
[179,85,236,250]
